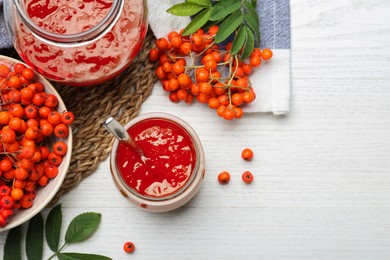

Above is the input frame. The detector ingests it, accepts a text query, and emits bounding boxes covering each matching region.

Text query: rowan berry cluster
[0,62,74,227]
[149,25,273,120]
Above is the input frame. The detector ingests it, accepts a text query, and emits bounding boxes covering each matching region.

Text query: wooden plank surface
[1,0,390,259]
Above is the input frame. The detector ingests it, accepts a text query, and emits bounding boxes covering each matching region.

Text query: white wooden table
[1,0,390,259]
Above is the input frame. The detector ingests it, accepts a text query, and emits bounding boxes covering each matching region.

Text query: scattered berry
[123,242,135,253]
[241,148,254,161]
[242,171,254,184]
[218,171,230,185]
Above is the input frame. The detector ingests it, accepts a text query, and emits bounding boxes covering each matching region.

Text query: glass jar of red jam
[109,113,205,212]
[4,0,147,86]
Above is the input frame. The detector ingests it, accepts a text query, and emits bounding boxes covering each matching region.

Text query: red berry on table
[241,148,254,161]
[218,171,230,185]
[242,171,254,184]
[123,241,135,253]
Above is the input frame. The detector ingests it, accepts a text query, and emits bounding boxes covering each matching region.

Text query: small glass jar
[109,113,205,212]
[4,0,148,86]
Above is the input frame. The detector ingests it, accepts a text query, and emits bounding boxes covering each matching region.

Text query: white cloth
[147,0,291,115]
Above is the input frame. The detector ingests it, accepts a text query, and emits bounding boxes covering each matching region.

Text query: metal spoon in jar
[103,117,148,163]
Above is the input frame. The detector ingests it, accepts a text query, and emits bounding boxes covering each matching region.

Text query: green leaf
[4,226,22,260]
[210,0,241,21]
[251,0,258,7]
[167,2,206,16]
[241,26,255,60]
[57,252,112,260]
[26,213,44,260]
[215,10,243,43]
[231,26,247,55]
[46,204,62,252]
[182,8,212,36]
[186,0,211,7]
[65,212,101,244]
[244,13,260,45]
[244,1,259,25]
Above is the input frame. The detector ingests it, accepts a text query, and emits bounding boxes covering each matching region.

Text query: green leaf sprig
[3,204,111,260]
[167,0,260,60]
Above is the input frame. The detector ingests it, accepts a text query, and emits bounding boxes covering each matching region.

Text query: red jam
[115,119,197,198]
[14,0,147,85]
[26,0,113,34]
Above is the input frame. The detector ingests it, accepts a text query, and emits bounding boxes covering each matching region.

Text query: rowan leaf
[231,26,247,55]
[182,8,212,36]
[46,204,63,252]
[65,212,101,244]
[186,0,211,7]
[241,26,255,60]
[210,0,241,21]
[26,213,44,260]
[167,2,206,16]
[215,10,243,43]
[244,1,259,25]
[4,226,22,260]
[57,252,112,260]
[244,13,260,44]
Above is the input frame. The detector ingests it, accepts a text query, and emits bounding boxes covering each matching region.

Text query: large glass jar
[4,0,148,86]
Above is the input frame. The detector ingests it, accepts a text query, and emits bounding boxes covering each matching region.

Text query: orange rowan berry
[251,48,262,57]
[156,38,170,51]
[168,78,179,91]
[162,62,172,73]
[180,42,193,55]
[242,171,254,184]
[208,97,220,109]
[242,63,253,75]
[261,48,273,60]
[218,94,229,106]
[234,107,244,119]
[172,62,185,75]
[176,89,188,101]
[199,82,212,95]
[155,66,166,80]
[250,56,262,67]
[177,73,191,89]
[169,92,180,103]
[168,31,180,41]
[123,242,135,253]
[231,93,243,107]
[204,59,217,72]
[222,109,235,120]
[196,93,209,104]
[208,25,219,35]
[236,78,249,89]
[196,68,209,83]
[241,148,254,161]
[149,48,160,62]
[242,91,255,103]
[218,171,230,184]
[170,36,182,48]
[190,83,200,96]
[11,188,24,200]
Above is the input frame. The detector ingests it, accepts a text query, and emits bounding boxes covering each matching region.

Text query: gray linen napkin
[0,0,12,49]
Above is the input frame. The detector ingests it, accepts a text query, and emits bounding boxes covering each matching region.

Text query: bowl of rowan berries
[0,56,74,231]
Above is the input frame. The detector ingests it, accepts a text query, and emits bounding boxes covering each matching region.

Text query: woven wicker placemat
[1,29,158,204]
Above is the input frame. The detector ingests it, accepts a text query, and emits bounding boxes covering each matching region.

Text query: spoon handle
[103,117,146,159]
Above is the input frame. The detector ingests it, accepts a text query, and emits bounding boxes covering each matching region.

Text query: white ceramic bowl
[0,55,72,232]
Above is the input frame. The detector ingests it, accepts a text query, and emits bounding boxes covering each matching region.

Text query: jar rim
[111,112,204,202]
[12,0,123,43]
